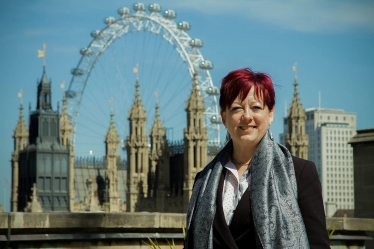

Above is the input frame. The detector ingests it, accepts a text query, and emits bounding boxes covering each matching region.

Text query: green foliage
[327,218,342,238]
[143,224,185,249]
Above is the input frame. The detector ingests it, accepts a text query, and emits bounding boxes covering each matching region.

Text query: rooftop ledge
[0,212,186,232]
[0,213,373,231]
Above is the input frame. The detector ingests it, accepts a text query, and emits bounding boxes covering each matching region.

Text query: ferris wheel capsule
[199,60,213,70]
[189,38,203,48]
[65,90,76,99]
[133,3,146,11]
[118,7,131,16]
[206,86,219,95]
[148,3,161,12]
[80,48,92,56]
[177,21,190,31]
[104,16,116,25]
[91,30,102,39]
[211,115,222,124]
[70,68,84,76]
[163,9,176,19]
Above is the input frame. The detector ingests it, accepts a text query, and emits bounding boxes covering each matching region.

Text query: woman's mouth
[239,125,256,131]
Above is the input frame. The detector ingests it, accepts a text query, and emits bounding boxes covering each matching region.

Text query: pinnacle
[41,66,49,85]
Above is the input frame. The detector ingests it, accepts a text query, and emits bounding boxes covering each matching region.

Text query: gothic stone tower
[149,102,170,211]
[59,94,75,211]
[183,73,208,211]
[17,67,70,211]
[11,103,29,211]
[104,112,120,212]
[126,80,149,212]
[286,74,309,159]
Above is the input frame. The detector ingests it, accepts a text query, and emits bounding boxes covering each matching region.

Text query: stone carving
[24,183,43,213]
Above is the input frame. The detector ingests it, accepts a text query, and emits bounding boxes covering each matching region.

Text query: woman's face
[221,86,274,146]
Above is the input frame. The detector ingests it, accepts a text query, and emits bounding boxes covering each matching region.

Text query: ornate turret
[126,79,149,212]
[60,94,72,148]
[104,112,120,212]
[183,72,208,211]
[149,102,170,210]
[286,65,309,159]
[11,103,29,211]
[59,93,75,211]
[16,66,70,212]
[36,67,52,111]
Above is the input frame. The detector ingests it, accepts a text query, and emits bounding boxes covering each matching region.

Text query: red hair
[219,68,275,111]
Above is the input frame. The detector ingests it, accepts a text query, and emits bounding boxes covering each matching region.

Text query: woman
[185,68,330,248]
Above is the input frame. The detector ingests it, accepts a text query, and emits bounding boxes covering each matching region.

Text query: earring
[268,130,274,141]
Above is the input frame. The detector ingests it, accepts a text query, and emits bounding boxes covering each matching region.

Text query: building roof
[333,209,355,218]
[305,107,355,115]
[349,128,374,144]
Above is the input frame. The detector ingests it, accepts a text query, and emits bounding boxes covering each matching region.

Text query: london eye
[66,3,221,159]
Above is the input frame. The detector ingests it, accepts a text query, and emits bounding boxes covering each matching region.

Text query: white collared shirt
[222,160,251,225]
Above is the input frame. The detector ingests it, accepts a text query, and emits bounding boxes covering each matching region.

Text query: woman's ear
[269,108,274,125]
[220,110,226,127]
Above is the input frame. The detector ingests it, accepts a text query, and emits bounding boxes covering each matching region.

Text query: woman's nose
[243,107,252,119]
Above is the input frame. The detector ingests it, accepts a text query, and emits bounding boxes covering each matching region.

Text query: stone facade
[11,69,210,214]
[125,75,208,213]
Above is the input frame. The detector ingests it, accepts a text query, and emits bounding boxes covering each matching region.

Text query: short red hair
[219,68,275,112]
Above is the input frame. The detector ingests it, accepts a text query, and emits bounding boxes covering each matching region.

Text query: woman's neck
[232,142,256,161]
[231,141,257,174]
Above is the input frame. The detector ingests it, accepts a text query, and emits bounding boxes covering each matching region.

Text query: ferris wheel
[66,3,222,158]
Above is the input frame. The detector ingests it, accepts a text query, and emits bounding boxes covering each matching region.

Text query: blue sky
[0,0,373,211]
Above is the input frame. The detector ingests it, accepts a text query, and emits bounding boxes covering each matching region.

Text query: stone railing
[0,213,373,249]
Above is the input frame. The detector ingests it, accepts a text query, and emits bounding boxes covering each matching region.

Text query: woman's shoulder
[291,156,319,182]
[291,156,316,168]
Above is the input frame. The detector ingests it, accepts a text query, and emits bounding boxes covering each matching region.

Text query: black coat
[188,156,330,249]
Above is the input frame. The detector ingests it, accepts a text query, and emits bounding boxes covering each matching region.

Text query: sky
[0,0,373,211]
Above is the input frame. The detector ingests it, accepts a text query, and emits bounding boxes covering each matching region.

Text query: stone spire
[105,112,120,212]
[11,103,29,211]
[36,66,52,111]
[149,102,170,210]
[128,80,146,120]
[286,67,309,159]
[126,79,149,212]
[60,94,72,148]
[183,72,208,211]
[13,103,29,152]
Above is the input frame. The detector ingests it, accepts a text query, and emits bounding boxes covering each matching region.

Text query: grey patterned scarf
[185,130,309,249]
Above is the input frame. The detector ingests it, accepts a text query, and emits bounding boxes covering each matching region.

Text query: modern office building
[305,108,356,210]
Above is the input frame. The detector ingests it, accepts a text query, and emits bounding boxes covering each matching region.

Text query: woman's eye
[231,106,241,111]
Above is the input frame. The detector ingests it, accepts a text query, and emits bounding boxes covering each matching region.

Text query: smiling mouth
[239,126,256,131]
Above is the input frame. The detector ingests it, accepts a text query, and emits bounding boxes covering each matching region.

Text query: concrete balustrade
[0,213,373,248]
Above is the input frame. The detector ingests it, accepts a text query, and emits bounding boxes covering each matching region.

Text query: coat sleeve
[293,157,330,249]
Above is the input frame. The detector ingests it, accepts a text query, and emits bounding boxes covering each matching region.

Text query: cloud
[160,0,374,33]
